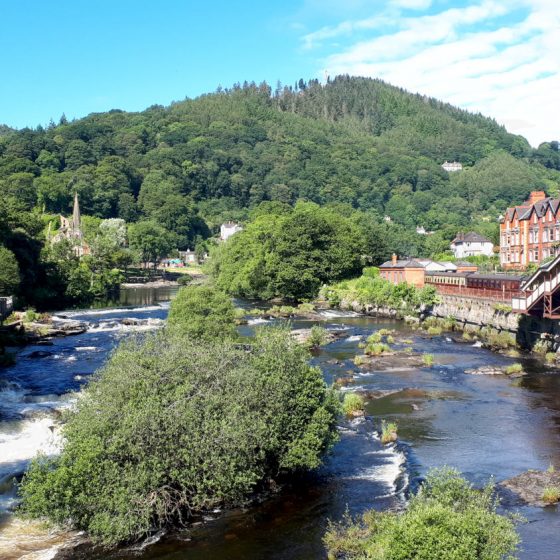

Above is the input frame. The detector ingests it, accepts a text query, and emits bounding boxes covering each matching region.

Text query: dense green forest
[1,75,559,306]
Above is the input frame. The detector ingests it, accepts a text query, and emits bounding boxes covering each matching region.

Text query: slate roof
[379,259,424,269]
[502,196,560,223]
[451,232,492,244]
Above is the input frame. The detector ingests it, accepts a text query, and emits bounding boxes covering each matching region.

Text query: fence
[431,285,521,302]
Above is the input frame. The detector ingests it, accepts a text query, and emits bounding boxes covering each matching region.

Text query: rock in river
[501,469,560,507]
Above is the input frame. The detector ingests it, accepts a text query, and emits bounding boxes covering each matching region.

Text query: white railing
[512,297,526,311]
[521,266,560,312]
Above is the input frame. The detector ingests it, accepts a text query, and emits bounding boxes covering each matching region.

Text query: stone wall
[429,295,560,351]
[340,293,560,352]
[430,295,520,332]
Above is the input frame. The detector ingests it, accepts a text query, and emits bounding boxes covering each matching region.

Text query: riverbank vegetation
[322,267,438,314]
[324,468,520,559]
[19,286,340,545]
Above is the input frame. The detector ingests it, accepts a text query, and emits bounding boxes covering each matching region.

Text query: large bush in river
[324,468,520,560]
[167,285,238,340]
[19,326,339,545]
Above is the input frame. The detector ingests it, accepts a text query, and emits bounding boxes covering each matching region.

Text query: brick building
[379,255,478,288]
[499,191,560,270]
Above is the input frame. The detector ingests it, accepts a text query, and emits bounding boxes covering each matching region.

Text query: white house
[450,232,494,258]
[220,221,243,241]
[442,161,463,172]
[179,249,197,264]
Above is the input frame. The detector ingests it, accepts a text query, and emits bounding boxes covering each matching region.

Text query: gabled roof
[451,232,492,244]
[379,259,424,269]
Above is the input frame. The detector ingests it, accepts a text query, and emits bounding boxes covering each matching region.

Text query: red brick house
[500,191,560,270]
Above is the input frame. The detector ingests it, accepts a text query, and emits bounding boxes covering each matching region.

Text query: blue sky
[1,1,557,145]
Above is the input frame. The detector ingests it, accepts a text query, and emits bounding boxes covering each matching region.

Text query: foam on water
[59,304,164,318]
[345,335,362,342]
[87,319,164,333]
[248,318,271,325]
[319,309,361,318]
[346,447,406,491]
[0,517,83,560]
[0,417,63,482]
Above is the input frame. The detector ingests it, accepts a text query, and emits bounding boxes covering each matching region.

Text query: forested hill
[1,75,559,244]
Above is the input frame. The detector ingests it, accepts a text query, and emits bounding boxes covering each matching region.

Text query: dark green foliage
[19,327,339,544]
[127,221,175,268]
[324,468,520,559]
[0,246,20,296]
[167,285,238,340]
[212,202,366,301]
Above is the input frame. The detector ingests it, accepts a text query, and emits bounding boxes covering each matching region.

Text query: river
[1,288,560,559]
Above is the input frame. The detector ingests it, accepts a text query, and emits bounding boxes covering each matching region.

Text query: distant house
[220,221,243,241]
[50,193,90,257]
[442,161,463,172]
[380,255,478,288]
[179,249,197,264]
[450,232,494,258]
[379,255,427,288]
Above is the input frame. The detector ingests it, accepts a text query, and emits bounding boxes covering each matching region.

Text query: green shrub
[505,363,523,375]
[367,332,382,344]
[297,302,315,314]
[19,326,340,545]
[167,285,238,341]
[493,303,513,313]
[542,487,560,505]
[380,420,398,444]
[365,342,391,356]
[462,331,472,341]
[386,335,395,344]
[323,274,438,314]
[427,326,442,336]
[353,355,368,366]
[483,329,517,350]
[378,328,394,336]
[422,353,434,367]
[307,325,328,349]
[23,308,38,323]
[545,352,557,365]
[177,273,193,286]
[324,468,520,559]
[342,393,365,416]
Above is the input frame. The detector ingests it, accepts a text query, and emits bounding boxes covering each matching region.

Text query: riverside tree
[212,202,366,301]
[19,293,339,545]
[324,468,520,560]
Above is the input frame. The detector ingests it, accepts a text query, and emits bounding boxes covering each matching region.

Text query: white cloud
[306,0,560,145]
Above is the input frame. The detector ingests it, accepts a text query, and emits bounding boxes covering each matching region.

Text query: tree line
[1,76,558,306]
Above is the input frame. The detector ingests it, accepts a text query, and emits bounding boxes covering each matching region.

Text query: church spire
[72,192,82,237]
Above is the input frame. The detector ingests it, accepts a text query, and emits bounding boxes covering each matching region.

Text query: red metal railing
[429,284,522,302]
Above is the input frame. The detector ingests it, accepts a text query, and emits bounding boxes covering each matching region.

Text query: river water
[1,288,560,559]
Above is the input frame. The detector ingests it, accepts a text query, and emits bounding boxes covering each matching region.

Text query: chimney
[527,191,546,205]
[392,253,397,265]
